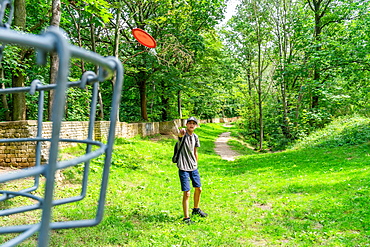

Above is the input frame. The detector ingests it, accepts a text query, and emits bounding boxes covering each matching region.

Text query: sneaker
[183,217,194,224]
[192,208,208,217]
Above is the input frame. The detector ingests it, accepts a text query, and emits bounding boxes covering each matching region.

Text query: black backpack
[172,135,187,163]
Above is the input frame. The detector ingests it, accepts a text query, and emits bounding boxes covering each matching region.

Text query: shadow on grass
[103,211,179,227]
[133,212,178,223]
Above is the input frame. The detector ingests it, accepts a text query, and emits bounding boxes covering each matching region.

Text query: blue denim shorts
[179,169,201,191]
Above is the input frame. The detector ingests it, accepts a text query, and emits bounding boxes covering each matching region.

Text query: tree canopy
[0,0,369,150]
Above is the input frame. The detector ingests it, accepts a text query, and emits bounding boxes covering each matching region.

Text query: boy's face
[186,121,197,132]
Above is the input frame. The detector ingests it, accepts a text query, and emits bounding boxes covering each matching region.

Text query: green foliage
[1,45,33,76]
[223,0,370,150]
[65,87,92,121]
[0,0,368,148]
[62,0,112,24]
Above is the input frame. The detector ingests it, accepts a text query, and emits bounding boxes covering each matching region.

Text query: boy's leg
[190,170,208,217]
[193,187,202,209]
[183,191,190,218]
[190,169,202,208]
[179,170,191,219]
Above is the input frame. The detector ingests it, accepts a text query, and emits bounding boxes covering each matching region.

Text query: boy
[177,116,208,224]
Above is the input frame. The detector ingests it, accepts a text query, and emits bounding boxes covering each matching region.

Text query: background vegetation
[0,0,369,150]
[1,1,369,245]
[1,120,369,246]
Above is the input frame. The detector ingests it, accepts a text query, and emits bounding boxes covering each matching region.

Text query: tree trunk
[273,0,292,140]
[138,73,148,121]
[308,0,333,109]
[13,0,26,27]
[90,18,105,121]
[161,95,169,121]
[257,17,264,150]
[281,83,292,139]
[177,90,182,119]
[258,89,263,150]
[311,11,322,109]
[0,84,10,120]
[12,73,26,120]
[257,76,264,150]
[109,9,123,122]
[245,64,258,139]
[0,66,11,120]
[48,0,61,121]
[12,0,27,121]
[257,79,264,150]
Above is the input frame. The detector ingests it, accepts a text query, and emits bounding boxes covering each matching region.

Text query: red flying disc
[132,28,157,48]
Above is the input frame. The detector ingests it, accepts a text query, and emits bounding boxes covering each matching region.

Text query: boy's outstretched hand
[179,128,186,137]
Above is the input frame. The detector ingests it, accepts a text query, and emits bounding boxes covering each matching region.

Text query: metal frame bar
[0,24,123,247]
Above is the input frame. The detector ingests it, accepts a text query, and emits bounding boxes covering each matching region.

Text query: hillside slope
[290,116,370,149]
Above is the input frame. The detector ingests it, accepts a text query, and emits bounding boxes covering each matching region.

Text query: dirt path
[214,131,240,161]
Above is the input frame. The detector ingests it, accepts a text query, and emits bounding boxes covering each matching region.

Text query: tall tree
[48,0,61,121]
[225,0,273,150]
[0,68,10,121]
[12,0,27,121]
[307,0,333,109]
[269,0,305,139]
[115,0,225,121]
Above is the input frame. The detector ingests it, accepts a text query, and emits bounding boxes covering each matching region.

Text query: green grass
[1,120,370,246]
[227,138,259,156]
[291,115,370,149]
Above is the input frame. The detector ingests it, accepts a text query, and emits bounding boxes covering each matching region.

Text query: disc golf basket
[0,1,124,246]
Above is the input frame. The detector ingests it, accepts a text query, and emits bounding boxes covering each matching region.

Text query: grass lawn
[1,120,370,246]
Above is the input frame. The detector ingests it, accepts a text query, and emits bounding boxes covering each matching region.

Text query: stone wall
[0,121,39,166]
[0,117,239,167]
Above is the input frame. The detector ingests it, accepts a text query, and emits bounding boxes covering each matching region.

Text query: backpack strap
[177,134,187,154]
[174,134,187,163]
